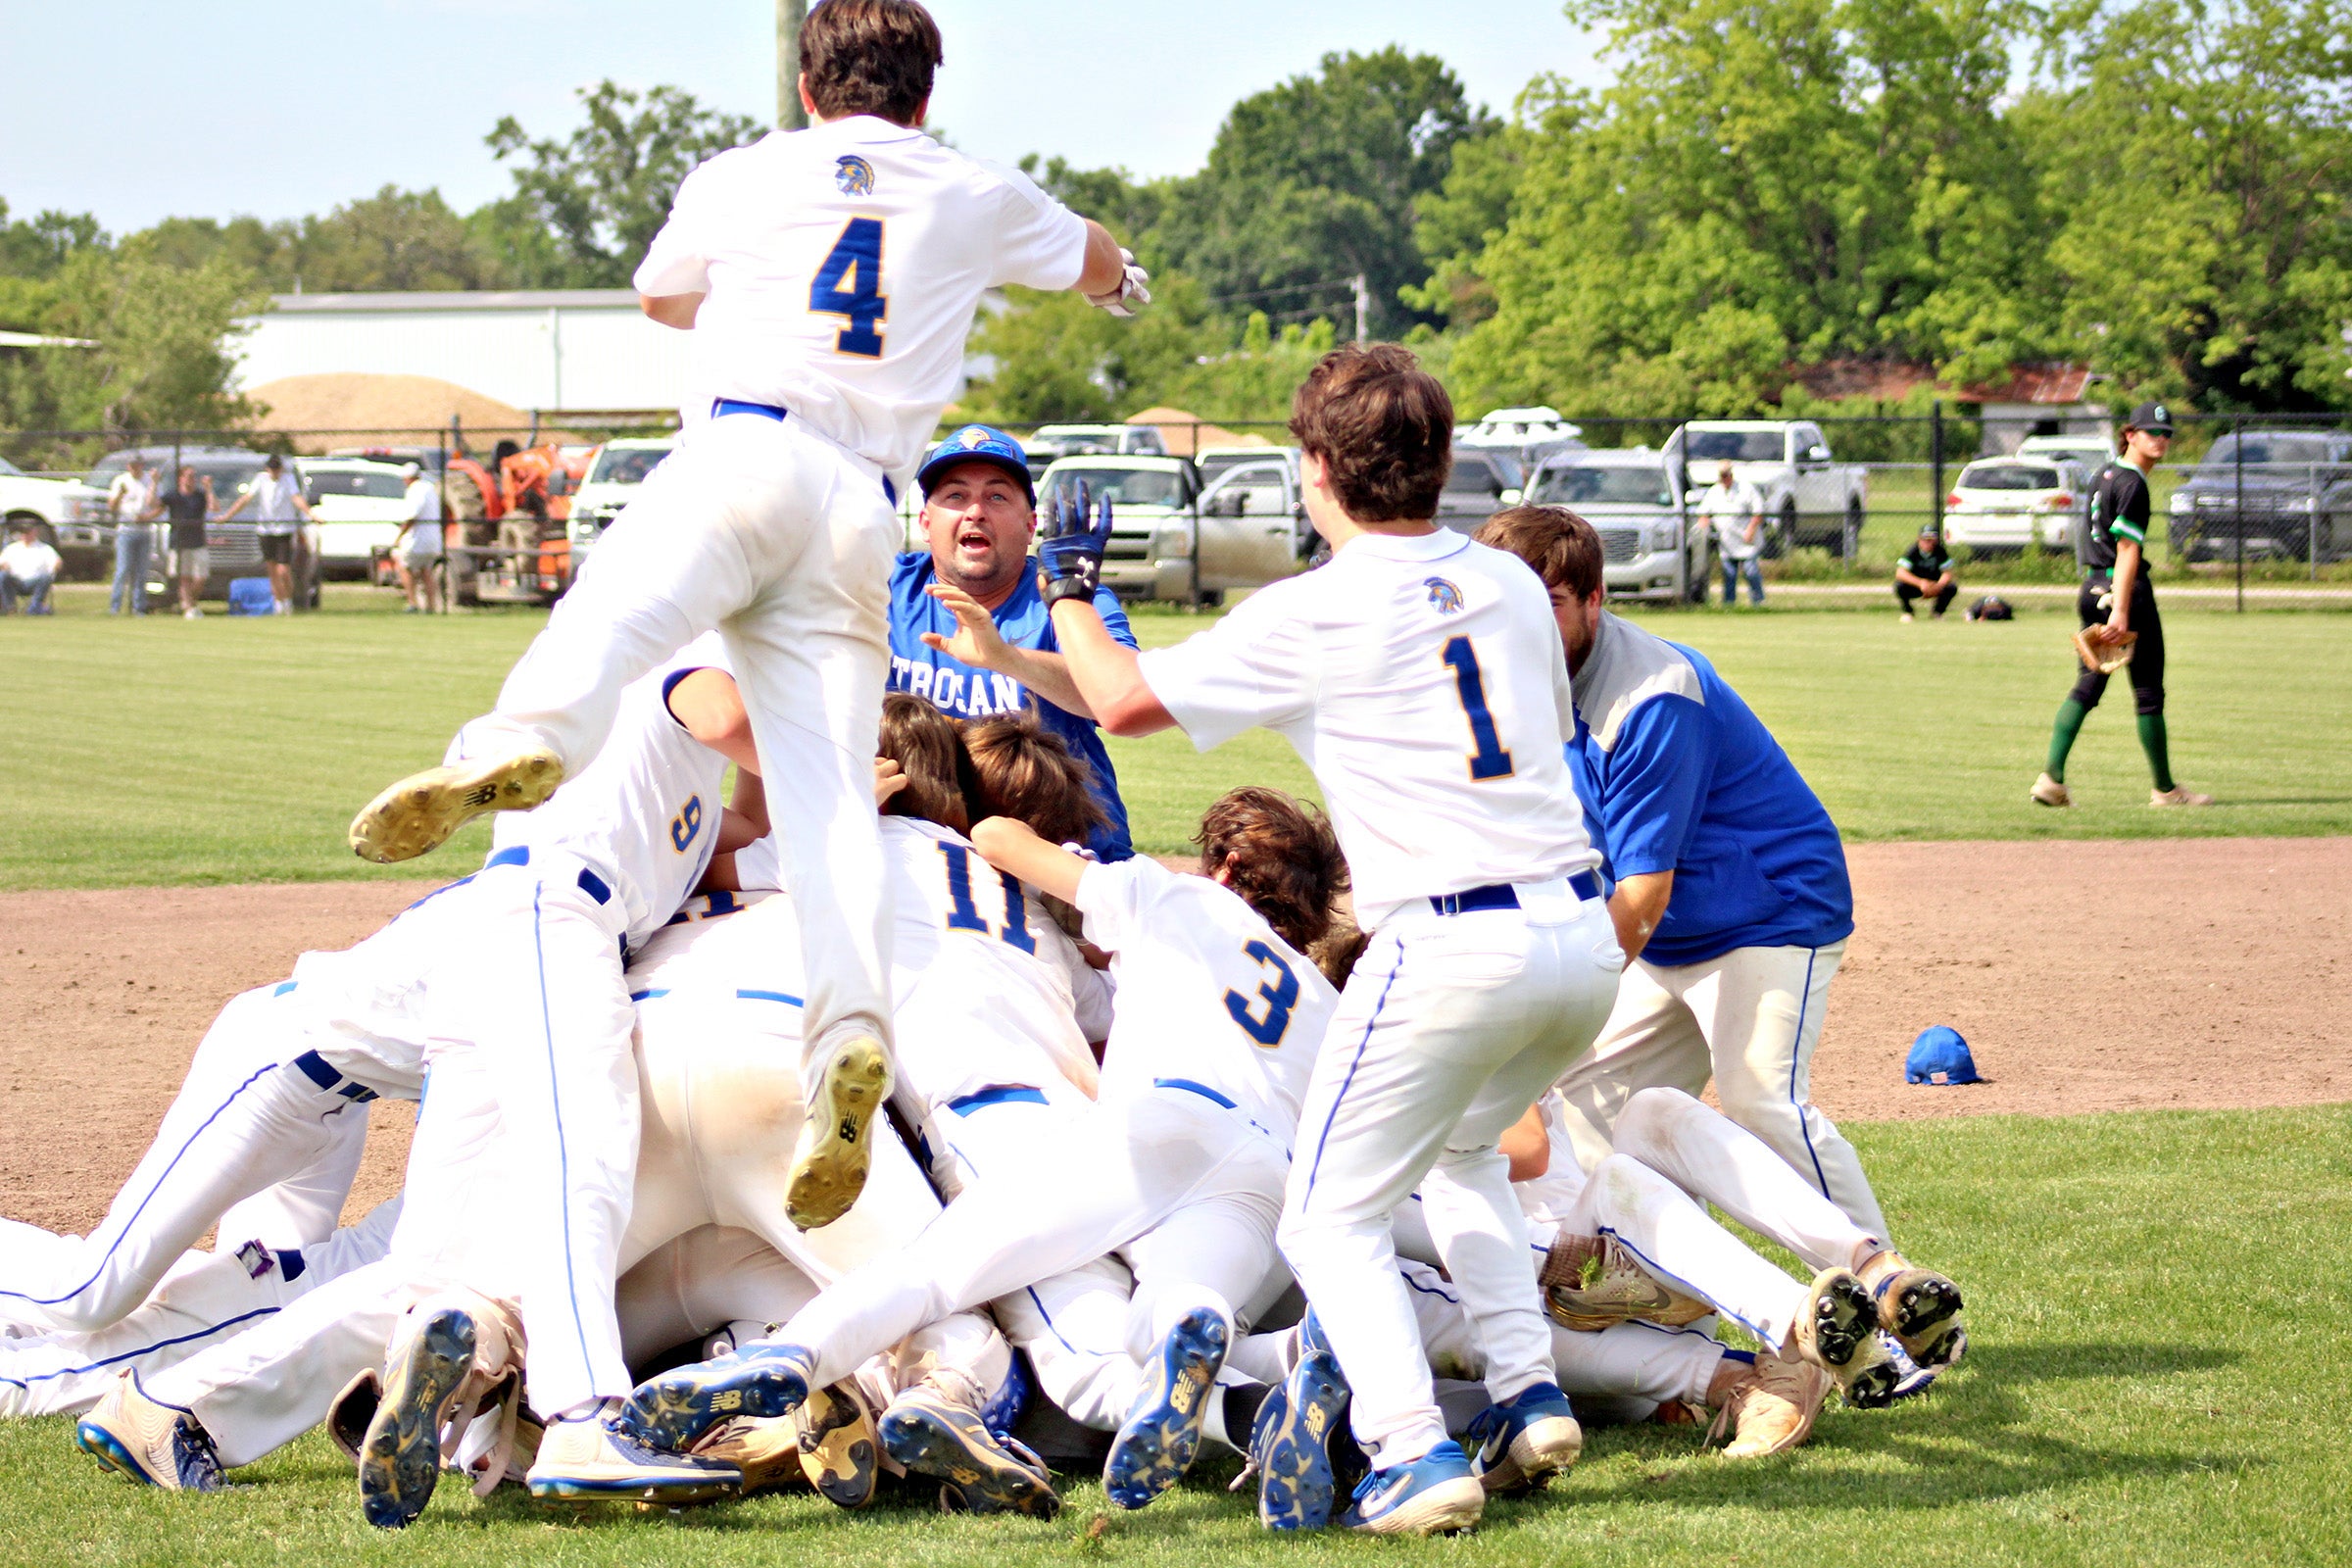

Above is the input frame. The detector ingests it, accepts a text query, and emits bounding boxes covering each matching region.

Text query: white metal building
[232,290,692,416]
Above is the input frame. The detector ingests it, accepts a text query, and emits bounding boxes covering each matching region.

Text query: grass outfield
[4,1103,2345,1567]
[0,584,2345,888]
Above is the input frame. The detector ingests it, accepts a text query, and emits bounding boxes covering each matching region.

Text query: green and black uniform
[2044,453,2175,789]
[1894,538,1957,616]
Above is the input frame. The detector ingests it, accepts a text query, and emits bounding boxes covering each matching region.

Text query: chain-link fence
[8,408,2347,611]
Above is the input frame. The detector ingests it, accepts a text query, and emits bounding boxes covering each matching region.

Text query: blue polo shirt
[1565,613,1851,967]
[887,551,1136,860]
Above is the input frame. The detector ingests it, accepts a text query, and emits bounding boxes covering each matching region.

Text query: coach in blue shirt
[890,424,1136,859]
[1479,507,1892,1245]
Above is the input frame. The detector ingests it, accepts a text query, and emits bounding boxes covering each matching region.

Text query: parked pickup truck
[1037,453,1301,606]
[1679,419,1869,557]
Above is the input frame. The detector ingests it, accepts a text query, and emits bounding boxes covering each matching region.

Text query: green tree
[486,81,762,287]
[0,201,108,280]
[25,243,263,435]
[957,276,1222,426]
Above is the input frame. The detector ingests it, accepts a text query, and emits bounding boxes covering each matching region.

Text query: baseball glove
[2073,626,2135,673]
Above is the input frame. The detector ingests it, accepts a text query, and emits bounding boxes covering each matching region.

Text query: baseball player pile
[0,1,1968,1538]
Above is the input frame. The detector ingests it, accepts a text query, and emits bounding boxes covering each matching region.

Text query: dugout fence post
[1930,403,1944,540]
[2233,414,2245,612]
[2309,462,2320,581]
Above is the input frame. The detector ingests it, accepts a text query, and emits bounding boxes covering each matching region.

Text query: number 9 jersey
[632,118,1091,479]
[1073,856,1340,1152]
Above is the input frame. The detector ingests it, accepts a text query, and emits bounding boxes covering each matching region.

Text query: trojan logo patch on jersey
[1424,577,1465,614]
[835,156,876,196]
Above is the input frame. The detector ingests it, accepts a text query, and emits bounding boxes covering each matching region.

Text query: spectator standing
[393,463,444,614]
[0,523,61,614]
[160,466,215,619]
[107,457,157,615]
[1697,461,1767,606]
[887,423,1138,859]
[214,454,311,613]
[1893,528,1958,620]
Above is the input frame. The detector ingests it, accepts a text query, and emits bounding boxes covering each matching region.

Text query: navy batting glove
[1039,484,1114,607]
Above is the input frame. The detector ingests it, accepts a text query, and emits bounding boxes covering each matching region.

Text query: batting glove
[1037,482,1115,607]
[1087,248,1152,317]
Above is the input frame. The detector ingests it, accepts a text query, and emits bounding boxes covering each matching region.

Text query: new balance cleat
[1104,1306,1228,1509]
[525,1412,740,1503]
[797,1381,881,1507]
[1788,1268,1898,1409]
[1463,1381,1582,1494]
[359,1306,477,1528]
[1250,1328,1351,1531]
[1707,1350,1830,1459]
[622,1342,813,1454]
[880,1385,1059,1518]
[349,747,564,864]
[1857,1252,1967,1368]
[692,1414,807,1498]
[76,1373,223,1493]
[1340,1440,1485,1536]
[786,1036,890,1230]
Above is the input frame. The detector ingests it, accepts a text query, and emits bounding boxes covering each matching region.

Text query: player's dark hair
[1197,787,1348,955]
[962,711,1108,848]
[878,693,980,834]
[800,0,942,127]
[1477,505,1603,603]
[1288,344,1453,522]
[1310,925,1371,989]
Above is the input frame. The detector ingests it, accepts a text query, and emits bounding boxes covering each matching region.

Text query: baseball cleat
[797,1381,881,1507]
[879,1385,1060,1518]
[348,746,564,864]
[1339,1440,1486,1536]
[358,1305,477,1529]
[2150,785,2215,807]
[1104,1306,1229,1509]
[1880,1330,1961,1399]
[1541,1233,1714,1333]
[786,1036,890,1230]
[691,1413,807,1498]
[1788,1268,1899,1409]
[524,1411,740,1503]
[1463,1381,1582,1494]
[1707,1350,1831,1459]
[1857,1252,1968,1368]
[76,1373,223,1493]
[622,1342,813,1456]
[1250,1318,1352,1531]
[2030,772,2072,808]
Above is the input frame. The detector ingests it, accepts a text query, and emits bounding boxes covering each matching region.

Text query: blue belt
[479,845,612,906]
[1154,1077,1237,1109]
[710,398,897,505]
[292,1051,379,1103]
[946,1084,1048,1115]
[1428,872,1601,916]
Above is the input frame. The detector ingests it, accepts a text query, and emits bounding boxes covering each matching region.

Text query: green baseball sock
[2045,698,2088,782]
[2137,712,2175,793]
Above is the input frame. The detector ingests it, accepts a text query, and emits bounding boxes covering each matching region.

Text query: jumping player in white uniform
[1020,345,1623,1535]
[344,0,1149,1239]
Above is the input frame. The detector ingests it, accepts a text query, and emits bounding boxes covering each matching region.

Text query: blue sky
[4,0,1607,232]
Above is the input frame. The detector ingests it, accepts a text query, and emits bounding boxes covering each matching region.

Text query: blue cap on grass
[1905,1026,1981,1086]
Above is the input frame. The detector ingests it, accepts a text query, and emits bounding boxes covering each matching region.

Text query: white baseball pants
[777,1087,1292,1396]
[0,1200,398,1419]
[459,413,901,1079]
[0,985,375,1335]
[1278,890,1623,1470]
[1553,941,1886,1237]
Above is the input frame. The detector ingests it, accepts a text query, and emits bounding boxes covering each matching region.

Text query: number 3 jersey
[632,116,1090,479]
[1073,856,1339,1153]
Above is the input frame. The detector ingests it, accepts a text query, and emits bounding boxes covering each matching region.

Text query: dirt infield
[1,838,2342,1237]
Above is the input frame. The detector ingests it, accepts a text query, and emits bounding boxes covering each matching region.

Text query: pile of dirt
[246,373,544,451]
[1124,407,1272,456]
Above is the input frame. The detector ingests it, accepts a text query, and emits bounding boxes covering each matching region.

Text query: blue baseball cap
[1904,1026,1982,1086]
[918,424,1034,504]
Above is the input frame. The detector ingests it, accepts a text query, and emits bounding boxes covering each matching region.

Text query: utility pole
[1350,273,1369,343]
[778,0,807,130]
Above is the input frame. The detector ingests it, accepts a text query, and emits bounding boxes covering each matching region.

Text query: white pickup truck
[1680,419,1869,557]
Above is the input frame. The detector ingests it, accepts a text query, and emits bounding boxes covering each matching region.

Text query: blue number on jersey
[810,218,887,358]
[669,795,704,852]
[938,842,1037,952]
[1224,939,1301,1047]
[1441,636,1515,781]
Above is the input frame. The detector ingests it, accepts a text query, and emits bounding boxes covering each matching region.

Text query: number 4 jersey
[632,116,1091,478]
[1074,856,1339,1152]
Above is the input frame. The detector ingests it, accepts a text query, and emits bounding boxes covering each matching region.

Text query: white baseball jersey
[1140,529,1599,928]
[1073,857,1336,1150]
[632,117,1089,476]
[483,633,732,946]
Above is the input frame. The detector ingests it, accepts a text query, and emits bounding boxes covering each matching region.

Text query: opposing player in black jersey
[2033,401,2213,808]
